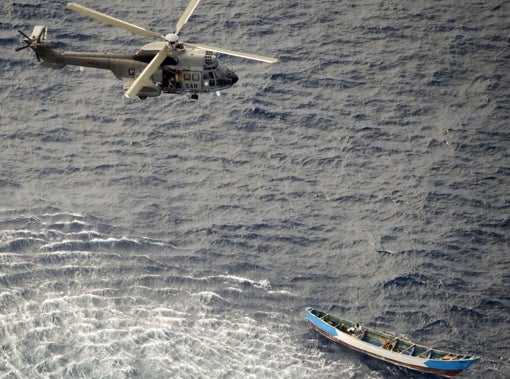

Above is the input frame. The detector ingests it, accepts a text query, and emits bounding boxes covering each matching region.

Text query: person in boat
[383,340,392,350]
[348,323,363,335]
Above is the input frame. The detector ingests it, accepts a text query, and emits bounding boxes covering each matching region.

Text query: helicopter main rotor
[66,0,277,98]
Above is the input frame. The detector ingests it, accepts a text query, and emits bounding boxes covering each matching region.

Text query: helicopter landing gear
[138,95,147,100]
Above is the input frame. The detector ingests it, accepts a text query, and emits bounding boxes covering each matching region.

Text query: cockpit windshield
[204,60,238,89]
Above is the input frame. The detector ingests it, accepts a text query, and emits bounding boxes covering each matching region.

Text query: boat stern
[305,307,340,339]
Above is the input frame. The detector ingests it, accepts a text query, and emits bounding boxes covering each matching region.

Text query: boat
[305,307,479,377]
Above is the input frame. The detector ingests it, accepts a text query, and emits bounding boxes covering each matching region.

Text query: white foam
[0,282,386,379]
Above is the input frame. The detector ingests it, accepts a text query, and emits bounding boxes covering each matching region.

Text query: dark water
[1,0,509,378]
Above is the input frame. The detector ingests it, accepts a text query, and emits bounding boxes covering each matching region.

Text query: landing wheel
[191,93,198,100]
[138,95,147,100]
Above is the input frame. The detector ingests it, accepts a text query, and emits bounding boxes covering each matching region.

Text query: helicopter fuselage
[18,0,277,100]
[36,38,238,99]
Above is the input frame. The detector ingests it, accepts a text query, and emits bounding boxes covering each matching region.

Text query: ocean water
[1,0,509,378]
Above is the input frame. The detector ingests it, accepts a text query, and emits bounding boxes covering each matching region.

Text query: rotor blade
[15,44,31,52]
[67,3,162,39]
[175,0,201,35]
[184,43,278,63]
[36,29,45,43]
[18,29,32,40]
[125,45,168,99]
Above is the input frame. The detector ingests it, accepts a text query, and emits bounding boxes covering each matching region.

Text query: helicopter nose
[228,70,238,85]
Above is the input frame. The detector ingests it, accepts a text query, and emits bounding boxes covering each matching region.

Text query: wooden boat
[306,307,479,377]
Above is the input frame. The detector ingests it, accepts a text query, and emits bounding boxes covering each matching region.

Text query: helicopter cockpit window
[184,73,191,81]
[213,64,231,86]
[204,71,216,87]
[215,66,226,78]
[192,73,200,81]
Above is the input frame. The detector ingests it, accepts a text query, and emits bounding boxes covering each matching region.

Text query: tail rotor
[16,27,46,61]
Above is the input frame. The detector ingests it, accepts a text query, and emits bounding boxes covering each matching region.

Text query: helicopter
[16,0,278,100]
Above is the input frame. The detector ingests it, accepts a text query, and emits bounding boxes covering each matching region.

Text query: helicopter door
[182,71,202,93]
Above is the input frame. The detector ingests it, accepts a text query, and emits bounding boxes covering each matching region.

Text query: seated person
[348,323,363,335]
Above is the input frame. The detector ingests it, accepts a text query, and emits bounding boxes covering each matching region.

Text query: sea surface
[1,0,509,378]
